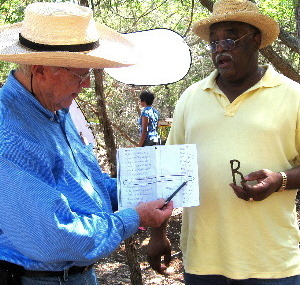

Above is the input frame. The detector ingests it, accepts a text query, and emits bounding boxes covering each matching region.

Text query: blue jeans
[184,273,300,285]
[21,268,99,285]
[142,138,161,146]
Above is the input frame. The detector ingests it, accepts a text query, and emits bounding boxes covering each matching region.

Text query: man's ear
[253,33,262,49]
[31,65,45,77]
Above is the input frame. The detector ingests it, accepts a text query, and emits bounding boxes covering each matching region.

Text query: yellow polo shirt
[167,65,300,279]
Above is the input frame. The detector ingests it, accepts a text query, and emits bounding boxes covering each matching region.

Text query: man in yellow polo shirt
[147,0,300,284]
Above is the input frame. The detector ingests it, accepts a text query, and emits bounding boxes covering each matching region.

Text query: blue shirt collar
[3,71,69,123]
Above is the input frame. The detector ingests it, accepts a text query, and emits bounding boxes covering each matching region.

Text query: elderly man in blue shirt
[0,2,180,285]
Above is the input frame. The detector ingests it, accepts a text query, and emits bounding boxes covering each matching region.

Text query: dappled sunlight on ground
[95,209,184,284]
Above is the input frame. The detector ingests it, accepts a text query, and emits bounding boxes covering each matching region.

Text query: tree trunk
[124,237,143,285]
[94,69,143,285]
[94,69,117,177]
[77,0,143,279]
[198,0,213,11]
[79,0,89,7]
[259,46,300,84]
[296,0,300,38]
[278,28,300,53]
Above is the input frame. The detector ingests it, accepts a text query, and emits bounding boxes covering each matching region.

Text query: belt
[0,260,94,281]
[24,264,94,278]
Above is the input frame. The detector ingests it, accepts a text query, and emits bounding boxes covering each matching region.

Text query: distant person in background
[137,91,161,147]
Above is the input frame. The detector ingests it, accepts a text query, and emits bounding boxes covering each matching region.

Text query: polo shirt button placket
[224,111,235,117]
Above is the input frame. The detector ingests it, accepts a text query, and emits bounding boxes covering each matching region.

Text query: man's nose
[215,42,225,53]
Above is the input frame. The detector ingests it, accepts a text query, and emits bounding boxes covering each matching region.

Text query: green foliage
[259,0,296,31]
[0,62,16,85]
[158,125,171,144]
[94,0,194,34]
[0,0,30,24]
[79,0,300,147]
[0,0,298,148]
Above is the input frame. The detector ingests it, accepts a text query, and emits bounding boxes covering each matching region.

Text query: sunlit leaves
[0,0,298,147]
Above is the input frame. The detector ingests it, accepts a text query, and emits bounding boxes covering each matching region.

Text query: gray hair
[16,64,32,77]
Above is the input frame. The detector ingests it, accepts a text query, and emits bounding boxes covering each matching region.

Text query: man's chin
[217,68,236,81]
[61,99,75,110]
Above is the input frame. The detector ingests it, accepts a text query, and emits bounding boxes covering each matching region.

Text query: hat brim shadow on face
[0,23,191,86]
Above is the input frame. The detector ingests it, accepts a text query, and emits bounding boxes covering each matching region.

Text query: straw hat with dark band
[0,2,136,68]
[0,2,191,85]
[192,0,279,48]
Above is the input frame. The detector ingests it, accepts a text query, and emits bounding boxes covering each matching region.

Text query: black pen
[161,181,188,208]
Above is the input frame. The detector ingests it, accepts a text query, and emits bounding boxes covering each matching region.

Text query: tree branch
[259,46,300,83]
[295,0,300,37]
[184,0,195,36]
[111,122,138,146]
[198,0,213,12]
[279,28,300,53]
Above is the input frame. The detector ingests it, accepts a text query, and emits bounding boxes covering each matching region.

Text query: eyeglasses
[230,159,246,185]
[208,32,252,53]
[61,67,93,85]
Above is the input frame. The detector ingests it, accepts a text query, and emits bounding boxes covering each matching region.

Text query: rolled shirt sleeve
[0,72,140,271]
[0,129,139,270]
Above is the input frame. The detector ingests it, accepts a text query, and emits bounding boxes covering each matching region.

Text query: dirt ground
[94,208,184,285]
[94,194,300,284]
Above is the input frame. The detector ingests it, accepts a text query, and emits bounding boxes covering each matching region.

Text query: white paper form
[155,144,199,208]
[117,144,199,210]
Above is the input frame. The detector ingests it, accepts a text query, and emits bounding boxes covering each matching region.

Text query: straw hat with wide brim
[192,0,279,49]
[0,2,191,85]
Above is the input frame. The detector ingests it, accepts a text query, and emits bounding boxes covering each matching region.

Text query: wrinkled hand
[230,169,282,201]
[135,199,173,228]
[147,234,171,275]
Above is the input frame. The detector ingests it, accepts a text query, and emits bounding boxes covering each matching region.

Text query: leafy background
[0,0,299,284]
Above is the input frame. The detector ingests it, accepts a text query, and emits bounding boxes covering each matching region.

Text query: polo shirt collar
[202,64,283,92]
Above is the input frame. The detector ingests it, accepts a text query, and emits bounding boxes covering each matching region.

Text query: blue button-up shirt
[0,71,139,271]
